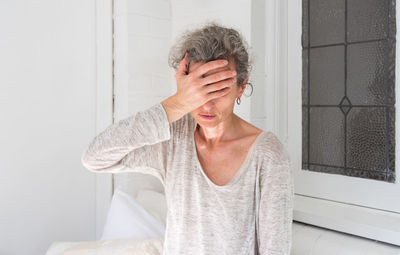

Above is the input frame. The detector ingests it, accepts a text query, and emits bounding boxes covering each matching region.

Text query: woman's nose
[202,100,215,109]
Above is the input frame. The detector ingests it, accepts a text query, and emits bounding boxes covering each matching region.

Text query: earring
[236,97,241,105]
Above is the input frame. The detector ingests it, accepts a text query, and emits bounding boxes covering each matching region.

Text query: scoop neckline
[190,114,267,189]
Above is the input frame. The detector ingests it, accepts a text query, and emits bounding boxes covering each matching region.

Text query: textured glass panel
[307,164,347,174]
[347,40,388,105]
[310,46,345,105]
[347,107,386,172]
[309,0,345,46]
[389,0,396,38]
[309,107,345,167]
[302,106,308,169]
[388,37,396,105]
[388,106,395,180]
[347,0,388,42]
[302,49,309,105]
[346,168,390,181]
[302,0,396,183]
[302,0,309,47]
[308,163,389,181]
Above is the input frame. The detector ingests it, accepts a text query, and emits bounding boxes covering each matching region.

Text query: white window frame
[270,0,400,245]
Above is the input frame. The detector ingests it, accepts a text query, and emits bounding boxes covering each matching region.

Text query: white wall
[112,0,173,201]
[0,1,97,254]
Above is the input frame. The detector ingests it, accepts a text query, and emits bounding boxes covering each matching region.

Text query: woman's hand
[174,52,237,114]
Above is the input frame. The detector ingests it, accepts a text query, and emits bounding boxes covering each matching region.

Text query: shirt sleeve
[81,102,174,184]
[257,147,294,255]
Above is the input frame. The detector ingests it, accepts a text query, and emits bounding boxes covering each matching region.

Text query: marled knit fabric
[81,102,294,255]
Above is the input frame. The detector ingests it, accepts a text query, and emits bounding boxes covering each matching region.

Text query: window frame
[272,0,400,245]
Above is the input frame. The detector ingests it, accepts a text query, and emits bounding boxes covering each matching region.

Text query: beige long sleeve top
[81,102,294,255]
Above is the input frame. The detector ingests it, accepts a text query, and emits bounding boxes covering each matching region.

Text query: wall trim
[294,195,400,245]
[94,0,114,240]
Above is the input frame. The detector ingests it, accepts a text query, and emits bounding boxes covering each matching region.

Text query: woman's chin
[196,117,218,126]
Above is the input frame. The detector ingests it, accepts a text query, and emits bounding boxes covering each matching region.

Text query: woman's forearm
[161,95,188,124]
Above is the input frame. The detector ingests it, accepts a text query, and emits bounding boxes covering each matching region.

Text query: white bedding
[45,238,164,255]
[46,189,166,255]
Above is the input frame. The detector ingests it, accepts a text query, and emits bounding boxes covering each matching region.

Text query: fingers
[206,85,232,100]
[193,59,229,78]
[200,70,236,86]
[204,77,235,95]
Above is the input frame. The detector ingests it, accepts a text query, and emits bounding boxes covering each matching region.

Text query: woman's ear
[242,76,249,86]
[237,76,249,97]
[185,61,190,75]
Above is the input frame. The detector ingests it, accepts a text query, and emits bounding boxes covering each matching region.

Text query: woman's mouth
[199,114,216,120]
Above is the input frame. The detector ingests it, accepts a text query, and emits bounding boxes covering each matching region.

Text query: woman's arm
[258,147,294,255]
[81,100,183,183]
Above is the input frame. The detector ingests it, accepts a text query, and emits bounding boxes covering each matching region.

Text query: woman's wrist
[161,95,188,123]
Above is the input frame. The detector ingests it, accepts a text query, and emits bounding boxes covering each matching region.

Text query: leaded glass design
[302,0,396,183]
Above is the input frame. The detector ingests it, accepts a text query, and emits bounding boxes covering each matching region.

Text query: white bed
[45,238,164,255]
[46,173,167,255]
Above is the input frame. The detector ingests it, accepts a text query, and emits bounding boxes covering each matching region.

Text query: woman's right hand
[174,52,237,114]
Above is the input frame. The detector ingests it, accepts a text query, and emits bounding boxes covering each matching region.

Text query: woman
[82,22,294,255]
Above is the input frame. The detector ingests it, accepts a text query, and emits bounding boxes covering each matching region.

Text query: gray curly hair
[168,21,254,96]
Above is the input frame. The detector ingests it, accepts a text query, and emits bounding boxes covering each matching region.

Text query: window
[284,0,400,244]
[302,0,396,183]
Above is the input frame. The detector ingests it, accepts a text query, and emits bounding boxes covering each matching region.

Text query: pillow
[100,189,165,240]
[135,189,167,226]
